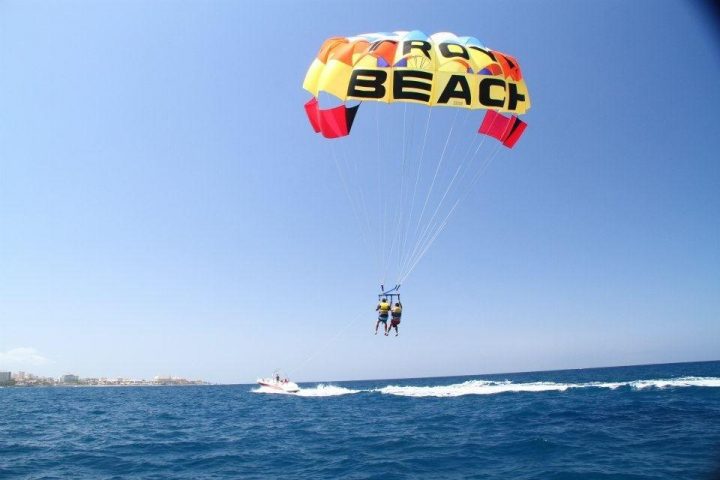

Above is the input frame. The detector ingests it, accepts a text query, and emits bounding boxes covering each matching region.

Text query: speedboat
[257,375,300,393]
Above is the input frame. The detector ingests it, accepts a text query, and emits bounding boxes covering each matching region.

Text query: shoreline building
[0,371,12,385]
[60,374,79,384]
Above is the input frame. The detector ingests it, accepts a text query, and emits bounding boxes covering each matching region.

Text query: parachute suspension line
[407,107,461,265]
[398,113,485,279]
[405,157,467,269]
[397,103,418,277]
[381,103,407,283]
[398,106,433,282]
[383,120,400,283]
[401,142,498,283]
[399,142,504,284]
[395,104,407,278]
[413,110,473,239]
[394,55,434,283]
[401,104,510,279]
[375,102,388,286]
[399,149,500,284]
[385,103,411,284]
[396,103,411,272]
[398,107,509,281]
[331,142,379,277]
[400,107,462,279]
[413,108,461,237]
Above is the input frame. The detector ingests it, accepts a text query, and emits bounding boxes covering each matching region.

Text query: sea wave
[375,376,720,397]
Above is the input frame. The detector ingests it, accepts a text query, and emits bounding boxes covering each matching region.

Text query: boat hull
[257,379,300,393]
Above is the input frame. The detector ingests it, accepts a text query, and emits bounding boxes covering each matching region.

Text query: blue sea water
[2,361,720,479]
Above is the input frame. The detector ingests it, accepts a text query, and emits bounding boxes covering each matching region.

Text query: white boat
[257,373,300,393]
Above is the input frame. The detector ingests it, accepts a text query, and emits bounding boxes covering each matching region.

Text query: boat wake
[375,376,720,397]
[377,380,574,397]
[626,376,720,390]
[253,376,720,398]
[295,384,361,397]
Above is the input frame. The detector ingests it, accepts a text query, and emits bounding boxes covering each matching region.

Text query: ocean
[1,361,719,479]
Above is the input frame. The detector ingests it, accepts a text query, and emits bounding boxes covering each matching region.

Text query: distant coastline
[0,383,213,388]
[0,371,209,388]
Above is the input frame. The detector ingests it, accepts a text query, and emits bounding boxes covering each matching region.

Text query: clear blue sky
[1,0,718,383]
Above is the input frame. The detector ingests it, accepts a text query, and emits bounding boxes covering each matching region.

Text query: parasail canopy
[304,31,530,114]
[303,31,531,287]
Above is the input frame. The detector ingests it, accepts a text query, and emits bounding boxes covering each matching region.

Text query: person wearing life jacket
[375,297,391,335]
[388,302,402,336]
